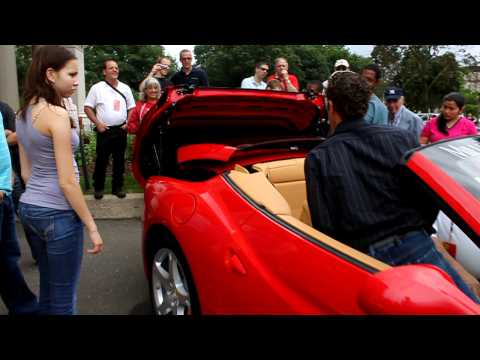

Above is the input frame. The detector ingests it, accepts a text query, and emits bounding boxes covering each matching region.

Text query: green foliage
[372,45,463,112]
[14,45,173,102]
[194,45,371,89]
[462,88,480,117]
[83,45,171,95]
[14,45,33,103]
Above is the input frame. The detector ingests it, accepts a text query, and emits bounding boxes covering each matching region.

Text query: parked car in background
[132,86,480,315]
[417,112,439,122]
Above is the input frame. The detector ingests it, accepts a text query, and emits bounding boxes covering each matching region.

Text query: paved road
[0,219,153,315]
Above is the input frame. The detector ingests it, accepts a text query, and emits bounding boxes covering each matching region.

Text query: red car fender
[358,265,480,315]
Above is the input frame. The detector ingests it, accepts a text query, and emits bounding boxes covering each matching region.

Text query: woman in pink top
[127,77,161,134]
[420,92,477,144]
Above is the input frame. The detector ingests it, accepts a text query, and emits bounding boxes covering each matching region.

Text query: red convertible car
[132,86,480,315]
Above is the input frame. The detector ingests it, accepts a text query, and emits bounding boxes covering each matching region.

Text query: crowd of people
[1,45,480,315]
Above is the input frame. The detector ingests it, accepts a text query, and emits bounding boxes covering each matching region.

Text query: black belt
[369,229,427,251]
[107,122,126,129]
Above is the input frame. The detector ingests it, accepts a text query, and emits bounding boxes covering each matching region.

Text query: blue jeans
[19,203,84,315]
[368,229,480,304]
[0,194,38,314]
[12,173,38,263]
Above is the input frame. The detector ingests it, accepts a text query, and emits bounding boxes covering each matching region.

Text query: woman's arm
[18,143,31,184]
[48,107,103,254]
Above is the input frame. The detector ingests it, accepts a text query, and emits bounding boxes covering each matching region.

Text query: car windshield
[418,137,480,199]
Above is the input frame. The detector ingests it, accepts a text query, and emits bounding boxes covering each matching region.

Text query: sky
[163,45,480,65]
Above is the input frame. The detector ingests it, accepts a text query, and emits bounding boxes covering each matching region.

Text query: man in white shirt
[322,59,350,94]
[240,61,269,90]
[84,59,136,199]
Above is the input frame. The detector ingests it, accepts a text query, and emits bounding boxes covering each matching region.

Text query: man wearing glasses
[241,62,269,89]
[171,49,209,87]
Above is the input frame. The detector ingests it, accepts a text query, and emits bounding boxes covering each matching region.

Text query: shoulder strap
[103,80,128,108]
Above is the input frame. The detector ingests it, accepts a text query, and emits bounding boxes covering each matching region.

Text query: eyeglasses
[259,67,269,71]
[181,57,192,60]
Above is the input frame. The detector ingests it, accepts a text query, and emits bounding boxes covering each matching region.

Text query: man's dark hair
[255,61,269,69]
[437,92,466,135]
[361,64,382,81]
[103,58,117,69]
[326,72,371,120]
[307,80,322,86]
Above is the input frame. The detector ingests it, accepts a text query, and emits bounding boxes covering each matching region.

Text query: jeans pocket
[21,213,54,240]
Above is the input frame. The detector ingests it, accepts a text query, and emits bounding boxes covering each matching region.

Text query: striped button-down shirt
[305,119,435,252]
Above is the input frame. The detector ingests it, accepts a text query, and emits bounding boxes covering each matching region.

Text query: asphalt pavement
[0,219,153,315]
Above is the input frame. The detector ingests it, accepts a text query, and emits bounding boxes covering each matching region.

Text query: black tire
[148,234,201,316]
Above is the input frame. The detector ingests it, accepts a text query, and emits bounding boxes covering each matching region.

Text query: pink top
[420,116,477,143]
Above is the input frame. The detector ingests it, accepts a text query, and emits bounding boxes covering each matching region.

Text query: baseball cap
[384,86,404,101]
[334,59,350,69]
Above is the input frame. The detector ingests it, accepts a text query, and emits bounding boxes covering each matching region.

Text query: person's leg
[111,129,127,194]
[92,131,111,193]
[0,196,38,314]
[45,211,84,315]
[18,203,52,314]
[368,230,480,304]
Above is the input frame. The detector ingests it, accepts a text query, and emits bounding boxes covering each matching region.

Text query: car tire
[149,236,200,316]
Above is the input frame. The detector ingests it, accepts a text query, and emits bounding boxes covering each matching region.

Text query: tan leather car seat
[227,170,292,216]
[252,158,306,219]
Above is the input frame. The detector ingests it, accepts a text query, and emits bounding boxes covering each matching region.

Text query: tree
[15,45,173,101]
[372,45,464,112]
[83,45,172,93]
[194,45,371,89]
[462,88,480,117]
[15,45,33,99]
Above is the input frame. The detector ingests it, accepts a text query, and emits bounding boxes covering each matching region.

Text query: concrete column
[0,45,20,111]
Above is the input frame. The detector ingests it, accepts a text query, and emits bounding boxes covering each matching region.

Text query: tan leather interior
[299,200,312,226]
[228,170,292,216]
[227,164,390,272]
[252,158,307,218]
[277,215,390,271]
[234,164,249,174]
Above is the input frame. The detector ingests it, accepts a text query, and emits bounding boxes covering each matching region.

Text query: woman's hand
[87,229,104,254]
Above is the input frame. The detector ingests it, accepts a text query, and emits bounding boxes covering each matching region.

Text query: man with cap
[322,59,350,94]
[384,86,423,138]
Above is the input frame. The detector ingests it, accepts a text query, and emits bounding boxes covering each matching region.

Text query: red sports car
[132,86,480,315]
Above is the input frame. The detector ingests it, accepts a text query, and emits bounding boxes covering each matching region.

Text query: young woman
[420,92,477,144]
[16,45,103,315]
[127,77,161,134]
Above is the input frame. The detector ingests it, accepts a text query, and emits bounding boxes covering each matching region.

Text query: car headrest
[227,171,292,216]
[252,158,306,183]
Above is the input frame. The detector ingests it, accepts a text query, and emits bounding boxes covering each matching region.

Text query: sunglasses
[181,57,192,60]
[259,67,269,71]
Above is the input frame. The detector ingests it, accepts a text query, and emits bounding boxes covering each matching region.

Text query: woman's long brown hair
[19,45,77,127]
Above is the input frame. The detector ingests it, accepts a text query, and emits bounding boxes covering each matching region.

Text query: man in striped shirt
[305,71,479,303]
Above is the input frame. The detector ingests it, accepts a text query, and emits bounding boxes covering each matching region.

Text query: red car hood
[133,87,321,184]
[137,87,320,145]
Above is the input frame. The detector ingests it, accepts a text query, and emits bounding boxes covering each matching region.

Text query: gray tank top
[16,104,80,210]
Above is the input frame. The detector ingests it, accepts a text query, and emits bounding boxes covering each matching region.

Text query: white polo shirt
[241,76,267,90]
[84,80,136,126]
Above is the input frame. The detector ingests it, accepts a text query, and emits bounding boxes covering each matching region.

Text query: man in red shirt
[267,57,299,92]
